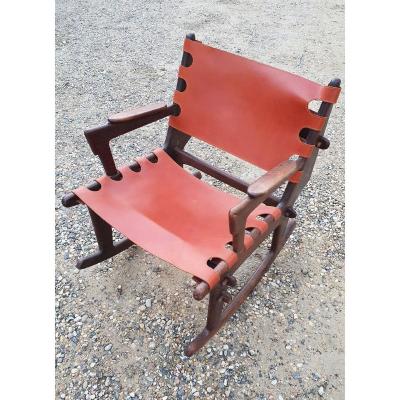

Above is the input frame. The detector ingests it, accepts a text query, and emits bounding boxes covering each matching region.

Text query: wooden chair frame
[62,34,341,356]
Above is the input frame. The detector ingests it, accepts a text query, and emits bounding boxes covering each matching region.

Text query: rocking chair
[62,33,341,356]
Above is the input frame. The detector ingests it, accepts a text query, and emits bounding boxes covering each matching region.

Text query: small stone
[292,372,301,380]
[318,386,324,396]
[104,344,112,351]
[145,299,152,308]
[138,305,146,312]
[271,379,277,385]
[117,285,122,295]
[278,395,284,400]
[312,372,321,381]
[149,341,156,349]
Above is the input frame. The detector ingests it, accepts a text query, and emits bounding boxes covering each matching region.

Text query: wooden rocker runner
[62,34,341,356]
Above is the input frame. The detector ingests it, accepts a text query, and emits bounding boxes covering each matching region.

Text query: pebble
[318,386,325,396]
[104,344,112,351]
[145,299,152,308]
[292,372,301,380]
[312,372,321,381]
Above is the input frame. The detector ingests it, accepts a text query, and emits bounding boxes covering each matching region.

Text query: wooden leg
[76,208,133,269]
[184,282,227,356]
[271,216,290,252]
[184,219,296,356]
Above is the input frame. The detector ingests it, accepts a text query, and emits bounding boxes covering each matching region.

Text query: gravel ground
[55,1,344,399]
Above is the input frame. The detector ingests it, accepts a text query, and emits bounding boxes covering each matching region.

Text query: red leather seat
[74,148,281,288]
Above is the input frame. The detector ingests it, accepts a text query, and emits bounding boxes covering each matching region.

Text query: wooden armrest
[108,102,167,123]
[228,157,304,254]
[84,103,177,177]
[247,158,305,198]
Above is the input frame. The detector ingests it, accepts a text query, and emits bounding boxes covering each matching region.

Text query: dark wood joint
[301,130,330,150]
[83,104,177,176]
[316,136,330,150]
[284,206,297,218]
[62,181,101,208]
[163,127,191,160]
[62,192,81,208]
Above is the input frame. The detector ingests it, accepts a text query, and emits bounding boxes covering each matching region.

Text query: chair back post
[163,33,197,162]
[279,78,341,209]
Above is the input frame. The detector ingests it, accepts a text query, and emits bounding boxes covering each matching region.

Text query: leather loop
[320,85,341,104]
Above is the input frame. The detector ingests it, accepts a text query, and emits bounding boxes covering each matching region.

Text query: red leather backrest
[169,39,340,171]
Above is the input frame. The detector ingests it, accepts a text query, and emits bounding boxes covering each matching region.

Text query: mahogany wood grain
[108,102,167,123]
